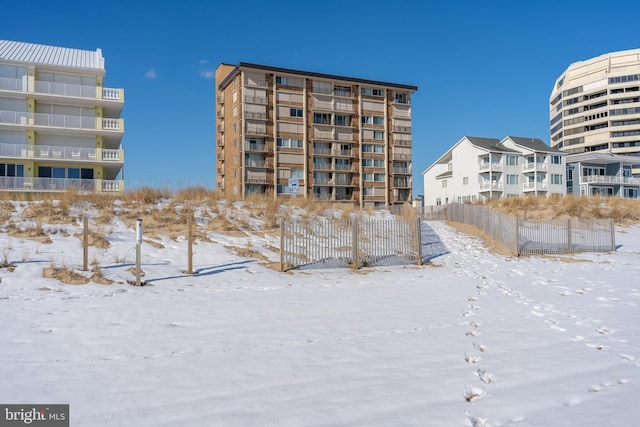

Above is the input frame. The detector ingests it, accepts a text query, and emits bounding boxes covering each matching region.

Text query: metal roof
[0,40,104,71]
[218,62,418,91]
[466,136,519,153]
[506,136,564,153]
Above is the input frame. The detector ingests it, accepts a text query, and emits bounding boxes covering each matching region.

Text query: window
[233,122,237,133]
[0,163,24,177]
[551,155,562,164]
[234,154,238,164]
[551,174,563,185]
[276,76,289,85]
[394,92,408,103]
[361,87,384,97]
[506,155,518,166]
[363,173,385,182]
[373,116,384,125]
[436,198,442,206]
[233,138,238,148]
[506,175,518,185]
[68,168,80,179]
[232,105,237,117]
[277,138,303,148]
[290,169,304,179]
[361,115,372,124]
[442,179,447,188]
[373,130,383,140]
[277,184,290,194]
[37,166,91,179]
[313,113,331,124]
[463,177,469,185]
[290,108,303,117]
[334,115,348,126]
[362,158,385,167]
[232,91,237,102]
[234,170,238,179]
[362,144,384,153]
[334,85,352,97]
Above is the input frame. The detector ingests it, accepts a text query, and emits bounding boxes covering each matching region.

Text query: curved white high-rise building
[550,49,640,158]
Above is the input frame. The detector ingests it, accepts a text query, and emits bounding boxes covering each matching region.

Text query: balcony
[245,111,267,120]
[393,178,412,188]
[217,95,224,104]
[313,131,334,141]
[312,101,333,112]
[34,80,124,101]
[313,146,332,156]
[334,163,352,171]
[523,182,548,191]
[0,142,123,163]
[0,77,124,102]
[244,79,268,88]
[478,162,503,171]
[393,166,412,175]
[332,148,356,157]
[393,152,411,161]
[582,175,640,185]
[246,177,270,185]
[0,177,123,193]
[394,139,412,147]
[392,125,412,133]
[0,77,25,92]
[245,160,271,169]
[244,95,268,104]
[244,142,272,152]
[479,182,503,191]
[245,126,268,136]
[313,162,332,171]
[523,162,547,172]
[0,110,123,132]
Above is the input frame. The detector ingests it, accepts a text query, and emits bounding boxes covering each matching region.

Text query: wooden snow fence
[418,203,616,256]
[279,217,423,271]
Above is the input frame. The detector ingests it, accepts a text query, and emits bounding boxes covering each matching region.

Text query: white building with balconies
[0,40,124,194]
[422,136,567,206]
[566,152,640,197]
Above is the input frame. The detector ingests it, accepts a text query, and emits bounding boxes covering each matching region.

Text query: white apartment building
[566,152,640,198]
[550,48,640,175]
[0,40,124,194]
[422,136,566,206]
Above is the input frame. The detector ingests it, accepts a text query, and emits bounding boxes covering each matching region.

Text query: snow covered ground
[1,202,639,426]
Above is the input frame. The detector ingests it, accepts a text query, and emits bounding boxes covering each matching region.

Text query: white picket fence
[417,203,615,256]
[279,217,423,271]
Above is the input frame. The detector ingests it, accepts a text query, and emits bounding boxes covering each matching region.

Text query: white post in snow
[136,219,143,286]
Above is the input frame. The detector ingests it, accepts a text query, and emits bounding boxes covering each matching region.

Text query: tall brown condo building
[215,63,417,207]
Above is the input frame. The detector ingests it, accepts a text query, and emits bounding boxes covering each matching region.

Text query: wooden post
[136,219,142,286]
[514,217,520,257]
[83,215,88,271]
[187,215,193,274]
[279,217,285,272]
[610,218,616,252]
[352,218,359,269]
[416,218,423,266]
[567,218,573,253]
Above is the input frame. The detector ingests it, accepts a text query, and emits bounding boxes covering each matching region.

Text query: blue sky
[4,0,640,195]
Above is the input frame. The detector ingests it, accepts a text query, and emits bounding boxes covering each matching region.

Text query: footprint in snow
[477,369,493,384]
